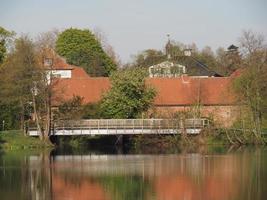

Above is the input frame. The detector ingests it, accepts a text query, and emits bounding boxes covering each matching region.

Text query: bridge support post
[115,135,123,146]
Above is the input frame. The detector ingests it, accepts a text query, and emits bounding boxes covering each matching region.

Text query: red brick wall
[151,105,239,127]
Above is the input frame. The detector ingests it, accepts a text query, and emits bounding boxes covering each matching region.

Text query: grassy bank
[0,130,53,150]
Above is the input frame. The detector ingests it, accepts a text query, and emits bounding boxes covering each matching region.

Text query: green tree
[131,49,166,68]
[54,96,84,120]
[167,40,186,59]
[0,40,6,64]
[55,28,117,76]
[233,31,267,143]
[0,34,62,140]
[100,68,156,119]
[82,103,102,119]
[0,36,41,133]
[0,102,21,131]
[197,46,218,70]
[0,27,14,64]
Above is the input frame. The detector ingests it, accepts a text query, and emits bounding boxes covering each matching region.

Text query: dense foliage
[130,49,166,68]
[0,36,40,131]
[0,103,21,130]
[100,68,156,119]
[0,34,53,140]
[0,40,6,64]
[0,27,14,64]
[54,96,84,120]
[56,28,117,76]
[129,40,241,76]
[233,50,267,141]
[231,31,267,144]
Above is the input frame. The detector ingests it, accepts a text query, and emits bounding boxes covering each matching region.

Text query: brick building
[51,57,239,127]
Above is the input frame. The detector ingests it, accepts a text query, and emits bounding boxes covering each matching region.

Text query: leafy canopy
[0,36,42,130]
[0,26,14,64]
[233,30,267,140]
[55,28,116,76]
[100,68,156,119]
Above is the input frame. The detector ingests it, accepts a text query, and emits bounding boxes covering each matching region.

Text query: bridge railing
[28,118,209,135]
[52,118,209,130]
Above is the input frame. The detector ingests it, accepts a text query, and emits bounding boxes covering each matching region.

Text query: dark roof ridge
[190,57,222,76]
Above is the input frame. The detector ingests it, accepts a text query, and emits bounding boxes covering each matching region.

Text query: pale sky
[1,0,267,62]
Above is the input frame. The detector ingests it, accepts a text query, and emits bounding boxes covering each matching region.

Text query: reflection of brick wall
[52,174,110,200]
[154,156,239,200]
[152,105,239,127]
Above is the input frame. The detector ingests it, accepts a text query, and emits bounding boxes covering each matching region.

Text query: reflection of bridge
[29,118,209,136]
[29,154,204,177]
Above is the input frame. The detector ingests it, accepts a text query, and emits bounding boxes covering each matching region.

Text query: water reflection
[0,150,52,200]
[0,147,267,200]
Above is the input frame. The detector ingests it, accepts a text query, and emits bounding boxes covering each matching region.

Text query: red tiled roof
[72,67,90,79]
[147,76,236,106]
[54,78,110,105]
[53,75,236,106]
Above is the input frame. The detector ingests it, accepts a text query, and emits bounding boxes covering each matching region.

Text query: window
[52,74,61,78]
[44,58,53,67]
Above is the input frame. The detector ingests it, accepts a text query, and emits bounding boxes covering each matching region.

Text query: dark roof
[227,44,239,51]
[175,56,223,77]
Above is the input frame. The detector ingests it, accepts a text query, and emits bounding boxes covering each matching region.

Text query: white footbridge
[28,118,209,136]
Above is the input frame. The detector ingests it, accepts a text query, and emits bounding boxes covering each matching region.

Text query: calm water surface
[0,146,267,200]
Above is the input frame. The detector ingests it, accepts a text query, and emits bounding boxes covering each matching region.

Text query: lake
[0,146,267,200]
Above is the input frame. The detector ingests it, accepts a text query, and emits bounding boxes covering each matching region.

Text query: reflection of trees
[0,150,52,200]
[27,151,52,200]
[99,175,152,200]
[1,147,267,200]
[238,148,266,200]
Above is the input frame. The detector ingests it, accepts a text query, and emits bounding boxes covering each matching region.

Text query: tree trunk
[32,93,43,140]
[20,100,25,132]
[44,91,52,141]
[44,110,51,141]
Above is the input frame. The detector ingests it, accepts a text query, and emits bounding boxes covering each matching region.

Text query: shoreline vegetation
[0,130,53,150]
[1,128,266,151]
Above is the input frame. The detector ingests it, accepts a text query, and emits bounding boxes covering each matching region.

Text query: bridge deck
[28,118,209,136]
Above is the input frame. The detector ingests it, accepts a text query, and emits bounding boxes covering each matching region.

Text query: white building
[148,61,186,78]
[44,57,73,83]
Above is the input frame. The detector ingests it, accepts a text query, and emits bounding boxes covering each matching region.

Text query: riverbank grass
[0,130,53,149]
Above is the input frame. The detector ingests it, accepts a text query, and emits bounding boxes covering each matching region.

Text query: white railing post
[63,121,65,136]
[98,120,100,134]
[132,119,134,134]
[107,119,109,134]
[142,119,144,134]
